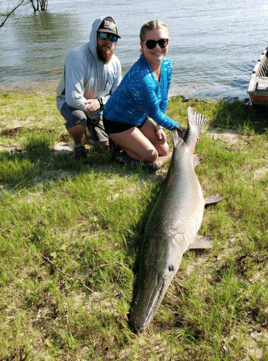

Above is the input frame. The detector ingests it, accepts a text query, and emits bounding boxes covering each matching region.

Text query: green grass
[0,90,268,360]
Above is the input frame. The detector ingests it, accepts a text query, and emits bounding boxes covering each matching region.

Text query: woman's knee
[110,129,158,163]
[157,141,170,156]
[143,148,158,163]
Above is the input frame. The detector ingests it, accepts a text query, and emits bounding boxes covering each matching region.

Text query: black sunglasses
[98,32,118,43]
[145,38,169,49]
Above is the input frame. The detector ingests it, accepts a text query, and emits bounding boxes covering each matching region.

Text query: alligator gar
[128,107,224,333]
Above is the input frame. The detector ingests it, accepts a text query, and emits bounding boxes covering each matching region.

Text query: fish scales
[129,107,207,333]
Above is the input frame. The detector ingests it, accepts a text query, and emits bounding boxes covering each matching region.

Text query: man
[56,16,122,160]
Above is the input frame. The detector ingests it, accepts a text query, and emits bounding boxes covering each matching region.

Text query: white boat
[248,47,268,104]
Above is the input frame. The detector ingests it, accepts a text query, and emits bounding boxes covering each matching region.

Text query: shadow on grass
[213,100,268,134]
[122,176,166,328]
[0,144,114,191]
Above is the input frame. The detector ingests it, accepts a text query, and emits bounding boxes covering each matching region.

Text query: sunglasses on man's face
[98,32,118,42]
[145,38,169,49]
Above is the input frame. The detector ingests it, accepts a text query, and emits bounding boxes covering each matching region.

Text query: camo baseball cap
[98,16,121,38]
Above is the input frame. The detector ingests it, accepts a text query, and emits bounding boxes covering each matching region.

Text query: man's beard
[97,45,115,63]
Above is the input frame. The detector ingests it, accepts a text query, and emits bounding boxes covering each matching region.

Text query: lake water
[1,0,268,100]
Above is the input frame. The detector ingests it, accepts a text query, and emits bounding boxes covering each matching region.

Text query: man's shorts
[60,102,108,143]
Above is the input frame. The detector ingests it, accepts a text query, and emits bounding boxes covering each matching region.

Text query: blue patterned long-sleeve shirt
[103,54,178,131]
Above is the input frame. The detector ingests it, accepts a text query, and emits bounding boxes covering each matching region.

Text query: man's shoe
[74,145,87,160]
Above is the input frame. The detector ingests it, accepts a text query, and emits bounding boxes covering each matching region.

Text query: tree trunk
[30,0,48,12]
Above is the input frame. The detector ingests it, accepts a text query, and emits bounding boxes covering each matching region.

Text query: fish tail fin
[187,107,207,137]
[173,107,207,148]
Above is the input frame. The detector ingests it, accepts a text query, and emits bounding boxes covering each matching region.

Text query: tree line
[0,0,48,28]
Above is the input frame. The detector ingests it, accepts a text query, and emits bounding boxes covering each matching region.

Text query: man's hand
[85,99,100,115]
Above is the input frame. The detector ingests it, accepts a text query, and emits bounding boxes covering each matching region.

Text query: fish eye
[168,265,174,272]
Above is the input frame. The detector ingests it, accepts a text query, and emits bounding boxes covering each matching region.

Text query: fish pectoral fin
[193,154,203,168]
[188,235,213,250]
[205,194,225,206]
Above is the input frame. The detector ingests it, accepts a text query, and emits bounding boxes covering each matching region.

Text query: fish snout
[128,317,147,334]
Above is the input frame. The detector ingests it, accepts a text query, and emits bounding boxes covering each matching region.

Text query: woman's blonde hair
[139,20,169,43]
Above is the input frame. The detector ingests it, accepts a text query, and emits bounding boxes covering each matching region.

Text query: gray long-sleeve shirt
[56,16,122,120]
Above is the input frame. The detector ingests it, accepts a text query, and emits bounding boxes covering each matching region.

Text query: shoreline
[0,79,251,103]
[0,80,60,95]
[0,80,185,97]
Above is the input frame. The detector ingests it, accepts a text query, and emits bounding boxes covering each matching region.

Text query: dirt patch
[206,128,248,145]
[1,127,23,137]
[254,167,268,180]
[53,142,73,155]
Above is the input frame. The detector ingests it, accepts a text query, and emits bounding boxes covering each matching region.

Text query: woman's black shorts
[103,116,146,135]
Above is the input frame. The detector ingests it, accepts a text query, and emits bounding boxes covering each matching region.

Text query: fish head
[128,233,184,333]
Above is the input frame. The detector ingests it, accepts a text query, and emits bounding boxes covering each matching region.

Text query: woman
[103,20,185,169]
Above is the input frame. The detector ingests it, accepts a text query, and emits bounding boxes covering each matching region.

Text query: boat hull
[248,48,268,104]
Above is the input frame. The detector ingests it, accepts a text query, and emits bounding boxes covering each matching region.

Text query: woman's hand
[155,126,167,143]
[174,125,200,143]
[177,125,186,139]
